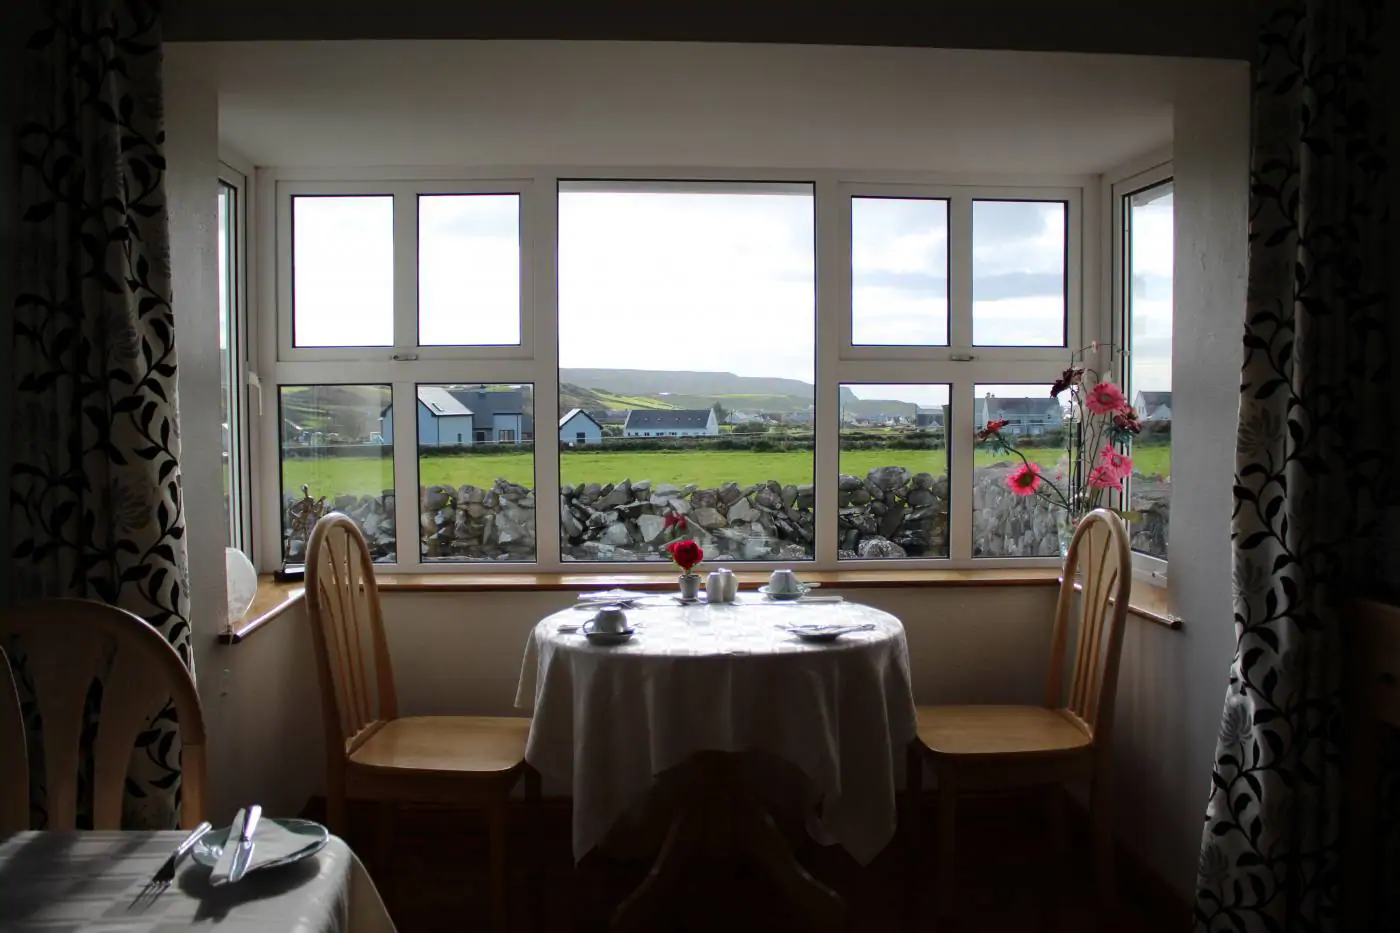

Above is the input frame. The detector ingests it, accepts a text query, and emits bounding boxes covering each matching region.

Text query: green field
[281,445,1170,499]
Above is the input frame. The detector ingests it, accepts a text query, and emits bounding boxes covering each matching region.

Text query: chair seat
[349,716,529,775]
[916,705,1091,758]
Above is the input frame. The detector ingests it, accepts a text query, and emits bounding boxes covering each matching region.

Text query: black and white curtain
[9,0,192,828]
[1194,0,1389,930]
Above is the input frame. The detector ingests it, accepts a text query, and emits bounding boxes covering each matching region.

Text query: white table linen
[515,596,917,865]
[0,830,395,933]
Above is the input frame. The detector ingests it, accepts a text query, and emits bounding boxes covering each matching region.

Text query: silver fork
[131,821,212,909]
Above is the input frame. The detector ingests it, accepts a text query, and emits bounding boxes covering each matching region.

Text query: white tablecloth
[515,596,917,865]
[0,831,395,933]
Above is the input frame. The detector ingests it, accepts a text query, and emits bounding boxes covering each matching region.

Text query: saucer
[582,621,636,645]
[758,584,810,601]
[777,622,875,642]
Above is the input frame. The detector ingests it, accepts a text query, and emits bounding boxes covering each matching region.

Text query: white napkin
[244,820,323,870]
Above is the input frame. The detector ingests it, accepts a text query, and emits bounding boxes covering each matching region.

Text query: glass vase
[1055,508,1079,563]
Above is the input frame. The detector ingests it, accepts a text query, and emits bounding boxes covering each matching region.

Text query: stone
[596,480,631,509]
[631,480,652,499]
[850,488,871,505]
[587,510,618,528]
[857,536,907,559]
[878,505,905,539]
[692,507,726,529]
[727,497,757,523]
[776,543,811,561]
[602,523,633,546]
[868,466,910,491]
[907,488,936,508]
[754,488,782,511]
[781,484,798,508]
[654,483,682,497]
[718,482,745,505]
[637,514,667,542]
[838,474,863,491]
[691,489,719,509]
[421,487,449,510]
[912,472,936,490]
[460,485,486,504]
[561,510,584,538]
[667,497,691,515]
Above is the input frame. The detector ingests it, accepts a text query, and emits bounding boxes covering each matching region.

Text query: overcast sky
[289,185,1172,399]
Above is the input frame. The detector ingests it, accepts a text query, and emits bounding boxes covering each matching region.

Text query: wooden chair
[907,508,1131,921]
[305,512,535,933]
[0,598,206,830]
[1,645,29,834]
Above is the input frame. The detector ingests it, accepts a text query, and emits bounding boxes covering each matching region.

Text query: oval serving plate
[192,818,330,874]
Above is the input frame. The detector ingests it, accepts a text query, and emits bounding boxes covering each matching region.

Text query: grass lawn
[282,444,1171,498]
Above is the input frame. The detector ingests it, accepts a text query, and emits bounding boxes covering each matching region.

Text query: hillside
[561,368,816,400]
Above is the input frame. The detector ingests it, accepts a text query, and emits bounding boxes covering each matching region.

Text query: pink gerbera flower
[1098,444,1133,477]
[1088,465,1124,491]
[1007,463,1042,497]
[1085,381,1127,415]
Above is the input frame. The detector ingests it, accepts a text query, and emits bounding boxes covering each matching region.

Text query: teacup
[590,606,630,634]
[768,569,802,596]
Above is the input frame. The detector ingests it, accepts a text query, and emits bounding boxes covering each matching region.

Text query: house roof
[559,408,602,429]
[1135,390,1172,408]
[418,386,473,417]
[624,409,713,430]
[446,387,523,420]
[983,396,1062,416]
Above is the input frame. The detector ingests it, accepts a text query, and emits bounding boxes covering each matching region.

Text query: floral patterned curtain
[8,0,192,828]
[1194,0,1388,930]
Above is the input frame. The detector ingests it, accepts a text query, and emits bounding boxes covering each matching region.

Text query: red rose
[976,419,1009,442]
[666,538,702,572]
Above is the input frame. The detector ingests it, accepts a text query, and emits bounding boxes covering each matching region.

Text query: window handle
[246,370,264,417]
[950,353,975,362]
[392,352,420,362]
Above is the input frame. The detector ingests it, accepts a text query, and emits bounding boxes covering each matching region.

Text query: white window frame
[219,158,255,558]
[253,165,1100,574]
[1105,154,1173,585]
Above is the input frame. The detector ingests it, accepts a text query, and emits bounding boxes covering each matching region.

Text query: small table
[0,830,395,933]
[516,595,917,929]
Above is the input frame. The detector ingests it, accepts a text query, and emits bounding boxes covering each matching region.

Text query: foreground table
[0,831,395,933]
[516,595,917,929]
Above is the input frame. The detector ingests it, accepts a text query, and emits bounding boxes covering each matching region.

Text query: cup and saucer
[758,569,817,601]
[582,606,636,645]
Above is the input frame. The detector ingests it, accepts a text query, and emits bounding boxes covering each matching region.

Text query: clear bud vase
[1056,508,1079,563]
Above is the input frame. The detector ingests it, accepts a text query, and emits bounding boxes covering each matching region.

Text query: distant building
[1133,390,1172,421]
[623,408,719,438]
[975,394,1063,437]
[382,386,534,447]
[559,408,604,446]
[915,406,946,429]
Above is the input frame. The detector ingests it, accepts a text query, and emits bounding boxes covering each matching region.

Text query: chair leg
[374,801,397,918]
[1090,776,1116,924]
[904,744,924,924]
[525,767,544,933]
[936,765,957,924]
[489,798,510,933]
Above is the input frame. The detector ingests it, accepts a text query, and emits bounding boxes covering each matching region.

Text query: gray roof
[447,387,523,420]
[624,409,713,431]
[984,396,1062,416]
[559,408,601,429]
[418,386,473,417]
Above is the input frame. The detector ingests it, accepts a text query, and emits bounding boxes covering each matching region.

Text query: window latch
[950,353,975,362]
[392,352,420,362]
[246,370,264,416]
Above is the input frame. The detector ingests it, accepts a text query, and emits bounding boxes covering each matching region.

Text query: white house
[975,394,1064,437]
[623,409,719,437]
[559,408,603,446]
[1133,390,1173,421]
[381,386,533,447]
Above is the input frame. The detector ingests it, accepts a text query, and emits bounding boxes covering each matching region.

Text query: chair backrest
[0,646,28,833]
[1044,509,1132,743]
[0,599,206,830]
[305,513,397,766]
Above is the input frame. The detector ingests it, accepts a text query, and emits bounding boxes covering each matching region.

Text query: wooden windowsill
[224,566,1180,643]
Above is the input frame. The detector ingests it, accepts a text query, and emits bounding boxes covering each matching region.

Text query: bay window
[256,169,1091,573]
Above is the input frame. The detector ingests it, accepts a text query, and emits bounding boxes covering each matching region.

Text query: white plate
[581,623,636,646]
[777,622,876,642]
[757,584,810,600]
[192,818,329,874]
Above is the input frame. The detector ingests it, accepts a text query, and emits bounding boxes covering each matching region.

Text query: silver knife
[209,808,245,885]
[210,805,261,885]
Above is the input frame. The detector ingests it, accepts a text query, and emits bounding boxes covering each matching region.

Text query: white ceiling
[209,41,1191,175]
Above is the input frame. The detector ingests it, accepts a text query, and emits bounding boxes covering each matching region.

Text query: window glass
[293,196,393,347]
[416,384,535,562]
[218,182,242,549]
[278,385,395,563]
[839,384,949,559]
[1126,181,1174,559]
[972,200,1067,346]
[418,194,521,346]
[851,197,948,345]
[558,182,816,562]
[972,383,1066,557]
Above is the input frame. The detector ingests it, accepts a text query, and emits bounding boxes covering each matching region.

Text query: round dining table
[514,593,917,908]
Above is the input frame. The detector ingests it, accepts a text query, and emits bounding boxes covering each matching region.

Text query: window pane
[218,183,240,549]
[1126,181,1173,558]
[972,200,1067,346]
[279,385,396,564]
[293,196,393,347]
[839,385,949,559]
[973,383,1066,557]
[558,182,815,563]
[415,383,536,562]
[418,195,521,346]
[851,197,948,345]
